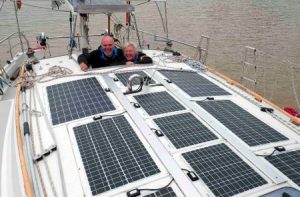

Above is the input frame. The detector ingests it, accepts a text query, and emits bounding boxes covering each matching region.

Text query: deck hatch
[159,70,230,97]
[115,71,156,86]
[266,150,300,186]
[47,77,115,125]
[182,143,267,197]
[143,187,177,197]
[154,113,218,149]
[73,115,160,195]
[134,91,185,116]
[197,100,288,146]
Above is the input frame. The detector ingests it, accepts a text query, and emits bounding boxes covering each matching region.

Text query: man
[77,36,123,71]
[123,42,152,65]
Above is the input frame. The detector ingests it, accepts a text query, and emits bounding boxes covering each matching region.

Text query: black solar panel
[73,115,160,195]
[266,150,300,187]
[47,77,115,125]
[134,91,185,116]
[197,100,288,146]
[182,143,267,197]
[115,71,155,86]
[154,113,218,149]
[143,187,177,197]
[159,70,230,97]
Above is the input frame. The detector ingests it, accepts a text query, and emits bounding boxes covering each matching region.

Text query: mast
[126,0,131,42]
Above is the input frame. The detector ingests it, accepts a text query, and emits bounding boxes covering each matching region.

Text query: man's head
[101,36,114,57]
[124,43,137,61]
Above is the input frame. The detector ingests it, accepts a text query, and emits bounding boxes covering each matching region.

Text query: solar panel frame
[115,71,156,86]
[72,115,161,196]
[153,113,218,149]
[182,143,268,197]
[134,91,186,116]
[159,70,231,97]
[197,100,288,146]
[266,150,300,187]
[46,77,116,125]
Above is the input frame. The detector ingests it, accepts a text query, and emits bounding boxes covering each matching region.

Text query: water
[0,0,299,108]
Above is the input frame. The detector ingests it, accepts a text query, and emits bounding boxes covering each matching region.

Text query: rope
[32,86,58,196]
[29,89,48,197]
[34,87,68,197]
[15,65,34,197]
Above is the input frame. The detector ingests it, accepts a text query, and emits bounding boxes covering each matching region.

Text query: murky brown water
[0,0,299,109]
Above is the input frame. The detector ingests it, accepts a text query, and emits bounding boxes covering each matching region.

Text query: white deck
[1,50,300,197]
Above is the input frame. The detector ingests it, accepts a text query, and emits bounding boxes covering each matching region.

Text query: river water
[0,0,299,108]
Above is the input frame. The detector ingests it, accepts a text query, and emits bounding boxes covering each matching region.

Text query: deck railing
[0,31,299,112]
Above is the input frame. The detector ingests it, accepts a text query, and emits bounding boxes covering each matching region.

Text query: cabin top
[17,50,300,197]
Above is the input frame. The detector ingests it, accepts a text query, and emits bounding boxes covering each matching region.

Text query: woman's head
[124,42,137,61]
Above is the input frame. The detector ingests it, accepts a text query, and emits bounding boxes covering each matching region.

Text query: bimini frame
[63,0,141,58]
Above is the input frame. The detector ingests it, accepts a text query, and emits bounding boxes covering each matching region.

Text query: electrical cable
[139,178,174,192]
[197,97,215,102]
[256,149,277,157]
[127,178,174,196]
[256,146,286,157]
[181,168,191,173]
[93,111,126,121]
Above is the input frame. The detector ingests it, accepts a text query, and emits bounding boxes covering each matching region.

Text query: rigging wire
[134,0,150,7]
[0,0,5,11]
[22,2,69,13]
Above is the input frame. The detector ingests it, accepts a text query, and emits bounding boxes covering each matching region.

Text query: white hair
[124,42,137,51]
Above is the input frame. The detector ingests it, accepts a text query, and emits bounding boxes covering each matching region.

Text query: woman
[123,43,152,65]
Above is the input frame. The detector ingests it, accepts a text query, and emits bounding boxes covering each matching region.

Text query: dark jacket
[77,46,123,68]
[123,52,153,64]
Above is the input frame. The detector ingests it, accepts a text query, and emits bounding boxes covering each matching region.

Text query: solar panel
[154,113,218,149]
[73,115,160,195]
[197,100,288,146]
[143,187,177,197]
[134,91,185,116]
[115,71,155,86]
[47,77,115,125]
[182,143,267,197]
[159,70,230,97]
[266,150,300,187]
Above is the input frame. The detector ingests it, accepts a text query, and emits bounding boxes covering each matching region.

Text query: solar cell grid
[197,100,288,146]
[134,91,185,116]
[159,70,230,97]
[154,113,218,148]
[47,77,115,125]
[182,143,267,197]
[266,150,300,187]
[73,115,160,195]
[115,71,155,86]
[143,187,177,197]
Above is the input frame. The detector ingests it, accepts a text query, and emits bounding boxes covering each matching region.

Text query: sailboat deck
[8,50,300,196]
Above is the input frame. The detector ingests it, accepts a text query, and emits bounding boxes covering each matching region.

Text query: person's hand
[80,63,88,71]
[126,61,134,65]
